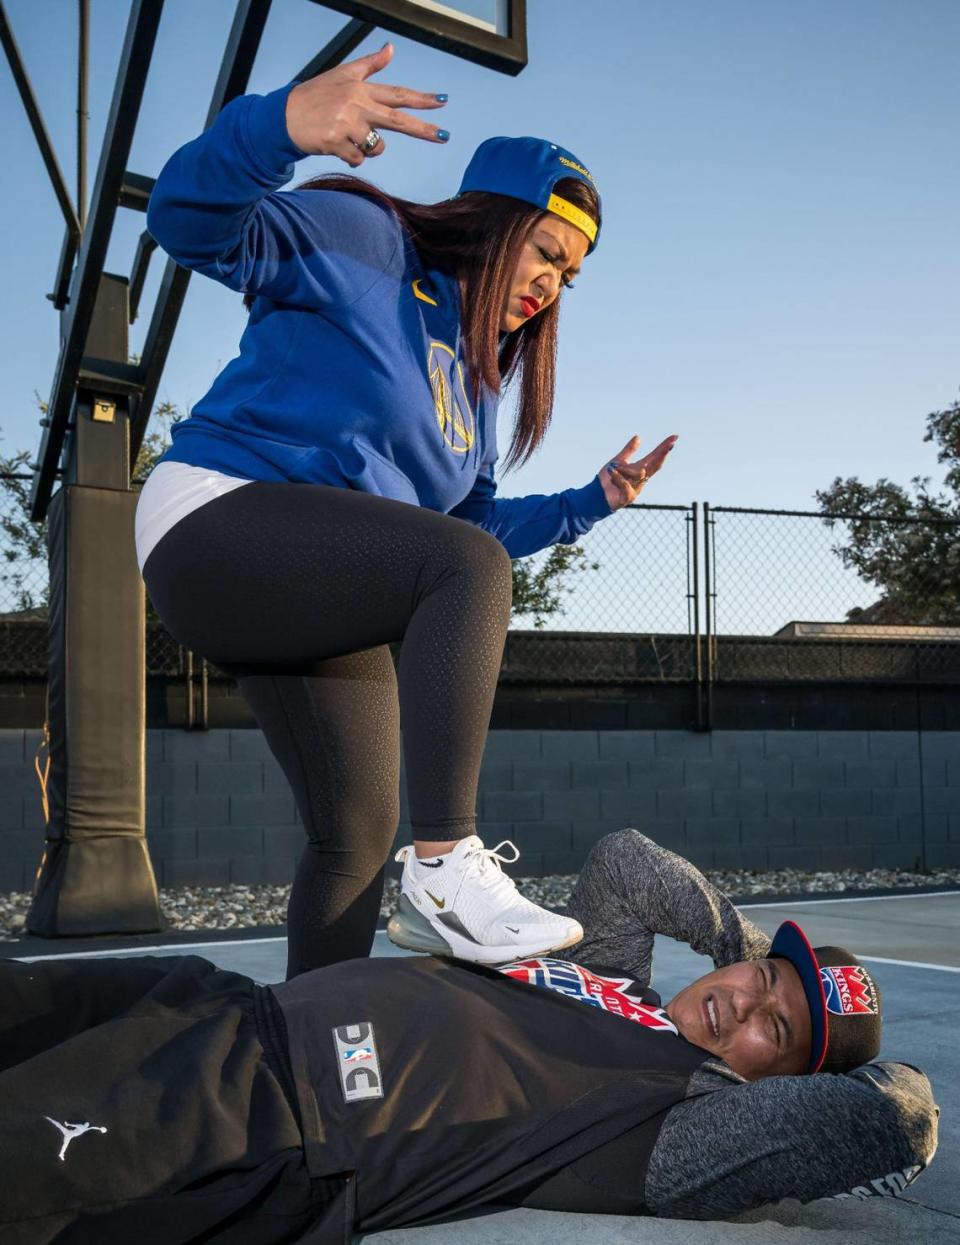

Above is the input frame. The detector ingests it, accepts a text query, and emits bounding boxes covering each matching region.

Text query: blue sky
[2,0,958,515]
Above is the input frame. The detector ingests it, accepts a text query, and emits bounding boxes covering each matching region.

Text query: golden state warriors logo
[428,340,475,455]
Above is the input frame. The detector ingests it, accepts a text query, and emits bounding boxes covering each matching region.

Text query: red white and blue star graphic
[498,958,679,1033]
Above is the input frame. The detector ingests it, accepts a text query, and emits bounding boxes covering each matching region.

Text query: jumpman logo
[45,1116,108,1162]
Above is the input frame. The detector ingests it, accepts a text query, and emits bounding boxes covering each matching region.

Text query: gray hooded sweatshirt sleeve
[565,830,939,1219]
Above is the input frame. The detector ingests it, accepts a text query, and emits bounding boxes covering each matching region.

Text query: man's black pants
[0,954,331,1244]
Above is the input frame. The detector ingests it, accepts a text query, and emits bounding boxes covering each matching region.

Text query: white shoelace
[463,839,527,909]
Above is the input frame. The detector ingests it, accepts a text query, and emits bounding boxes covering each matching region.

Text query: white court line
[739,890,959,909]
[735,891,960,972]
[18,941,960,974]
[12,895,959,963]
[14,935,287,962]
[12,930,404,962]
[858,955,960,974]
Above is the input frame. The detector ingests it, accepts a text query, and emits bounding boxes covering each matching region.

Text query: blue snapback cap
[456,136,601,253]
[769,919,882,1074]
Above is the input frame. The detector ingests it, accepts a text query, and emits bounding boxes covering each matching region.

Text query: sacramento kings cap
[455,136,602,252]
[769,919,882,1075]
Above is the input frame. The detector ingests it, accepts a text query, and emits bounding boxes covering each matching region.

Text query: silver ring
[360,129,381,155]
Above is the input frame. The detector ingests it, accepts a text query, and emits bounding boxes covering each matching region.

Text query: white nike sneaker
[387,835,584,964]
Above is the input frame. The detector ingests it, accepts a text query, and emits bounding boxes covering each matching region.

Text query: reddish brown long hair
[243,174,600,472]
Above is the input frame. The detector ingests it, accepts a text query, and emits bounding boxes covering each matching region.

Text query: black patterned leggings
[142,482,513,978]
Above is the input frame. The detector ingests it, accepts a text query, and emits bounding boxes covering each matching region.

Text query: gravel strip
[1,867,958,941]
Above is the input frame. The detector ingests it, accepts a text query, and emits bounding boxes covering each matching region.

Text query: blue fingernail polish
[437,129,450,142]
[435,93,448,102]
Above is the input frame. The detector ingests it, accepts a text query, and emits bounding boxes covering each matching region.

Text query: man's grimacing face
[666,957,813,1080]
[500,214,590,333]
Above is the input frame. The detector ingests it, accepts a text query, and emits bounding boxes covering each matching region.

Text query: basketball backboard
[316,0,527,74]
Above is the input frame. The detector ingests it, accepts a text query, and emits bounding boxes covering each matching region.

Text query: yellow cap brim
[546,192,598,244]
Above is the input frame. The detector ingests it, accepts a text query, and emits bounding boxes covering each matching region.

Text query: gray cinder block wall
[1,727,958,891]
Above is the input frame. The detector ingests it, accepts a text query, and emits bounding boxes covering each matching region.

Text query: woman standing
[139,41,676,978]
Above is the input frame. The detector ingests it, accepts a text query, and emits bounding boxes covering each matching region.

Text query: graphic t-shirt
[498,957,679,1033]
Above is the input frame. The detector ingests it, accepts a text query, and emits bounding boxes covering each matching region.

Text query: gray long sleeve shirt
[564,829,940,1219]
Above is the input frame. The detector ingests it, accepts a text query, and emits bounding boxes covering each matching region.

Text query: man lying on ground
[0,831,938,1244]
[563,829,938,1217]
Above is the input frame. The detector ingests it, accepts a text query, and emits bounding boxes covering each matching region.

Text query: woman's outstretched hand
[598,434,679,511]
[285,41,448,167]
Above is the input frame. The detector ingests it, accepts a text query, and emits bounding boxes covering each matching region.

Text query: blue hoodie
[146,80,613,559]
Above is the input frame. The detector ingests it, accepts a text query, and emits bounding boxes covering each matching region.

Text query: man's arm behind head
[646,1058,939,1219]
[567,828,771,984]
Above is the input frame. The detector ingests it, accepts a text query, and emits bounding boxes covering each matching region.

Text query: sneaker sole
[386,894,583,965]
[386,895,452,955]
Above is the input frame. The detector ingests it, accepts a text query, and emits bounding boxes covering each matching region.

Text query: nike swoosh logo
[506,926,519,934]
[425,890,445,910]
[412,278,438,306]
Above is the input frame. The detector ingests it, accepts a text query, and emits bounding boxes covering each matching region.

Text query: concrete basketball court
[14,892,959,1245]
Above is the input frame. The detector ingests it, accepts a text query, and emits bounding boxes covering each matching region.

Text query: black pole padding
[28,484,161,937]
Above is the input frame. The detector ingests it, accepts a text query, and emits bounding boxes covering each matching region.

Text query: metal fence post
[688,502,706,731]
[181,648,209,731]
[184,646,194,730]
[915,648,928,873]
[702,502,715,732]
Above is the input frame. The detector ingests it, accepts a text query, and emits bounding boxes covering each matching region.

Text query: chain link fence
[0,475,47,615]
[3,481,960,693]
[505,502,698,685]
[0,473,199,680]
[705,506,960,683]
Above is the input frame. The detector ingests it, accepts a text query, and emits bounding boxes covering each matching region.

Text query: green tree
[133,399,182,480]
[816,392,960,625]
[0,442,44,614]
[510,542,601,628]
[1,399,600,626]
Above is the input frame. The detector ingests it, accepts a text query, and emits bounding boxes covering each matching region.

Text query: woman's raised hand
[598,434,679,511]
[285,42,448,167]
